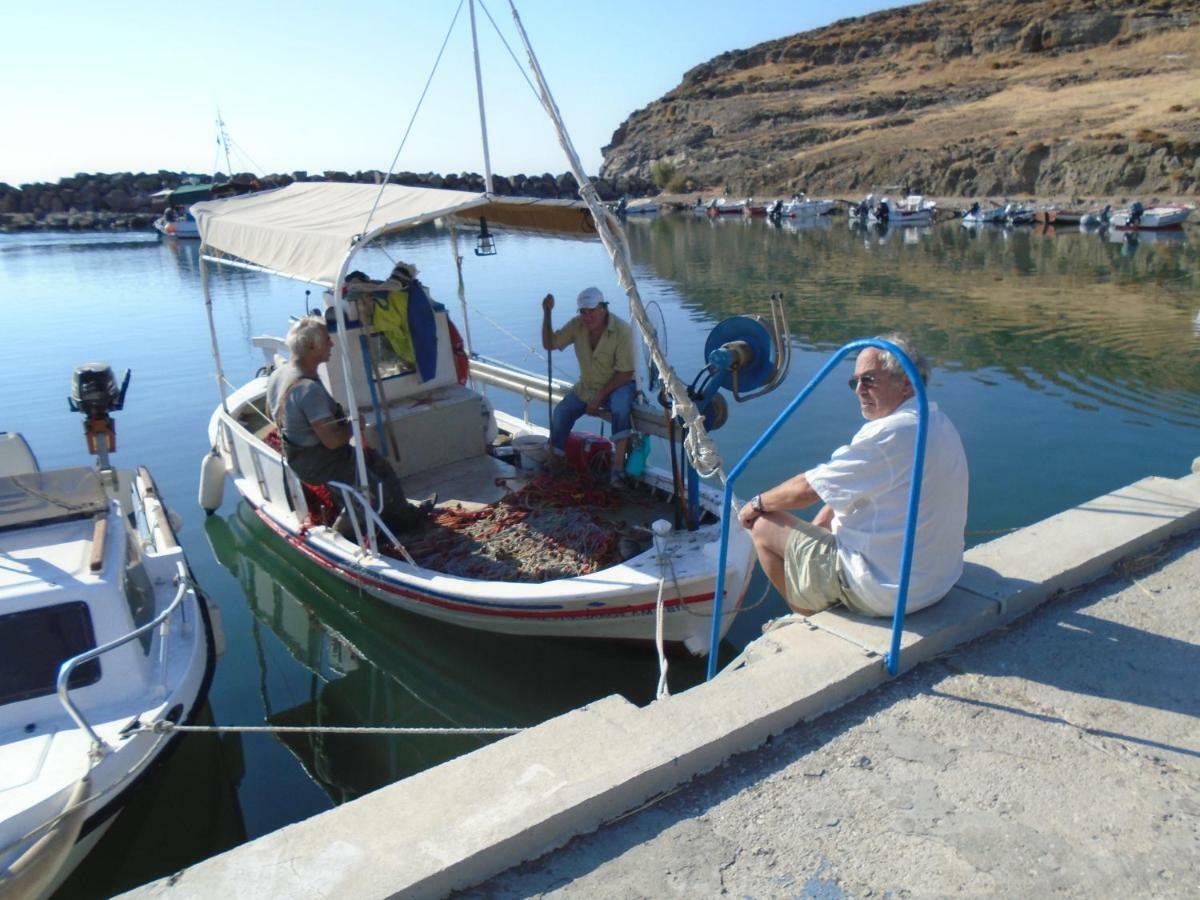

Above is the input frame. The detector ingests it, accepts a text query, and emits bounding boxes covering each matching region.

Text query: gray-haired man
[738,333,968,618]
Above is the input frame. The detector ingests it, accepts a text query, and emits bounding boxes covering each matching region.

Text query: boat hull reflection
[204,503,720,803]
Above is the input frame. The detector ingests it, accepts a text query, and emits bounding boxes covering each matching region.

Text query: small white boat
[0,365,217,899]
[153,209,200,239]
[777,194,835,219]
[152,183,212,239]
[868,195,936,226]
[1110,202,1192,230]
[706,197,747,216]
[189,3,783,658]
[615,196,659,217]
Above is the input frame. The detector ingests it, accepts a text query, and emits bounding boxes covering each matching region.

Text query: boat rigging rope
[361,0,467,239]
[506,0,725,481]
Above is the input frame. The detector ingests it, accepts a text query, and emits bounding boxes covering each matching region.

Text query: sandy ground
[470,529,1200,898]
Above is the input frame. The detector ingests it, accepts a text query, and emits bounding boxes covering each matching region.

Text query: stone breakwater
[0,169,657,232]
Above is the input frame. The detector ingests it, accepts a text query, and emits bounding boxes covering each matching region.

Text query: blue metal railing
[706,339,929,680]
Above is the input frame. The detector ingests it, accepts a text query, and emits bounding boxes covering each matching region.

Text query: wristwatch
[751,494,764,513]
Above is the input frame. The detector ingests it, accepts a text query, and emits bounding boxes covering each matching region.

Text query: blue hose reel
[691,293,791,430]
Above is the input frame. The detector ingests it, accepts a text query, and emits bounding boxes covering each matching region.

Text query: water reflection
[203,503,726,803]
[624,216,1200,423]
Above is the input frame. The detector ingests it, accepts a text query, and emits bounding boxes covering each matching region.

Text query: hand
[586,398,600,416]
[542,293,554,313]
[738,501,760,529]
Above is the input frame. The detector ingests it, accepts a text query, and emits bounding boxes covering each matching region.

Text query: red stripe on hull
[253,506,721,622]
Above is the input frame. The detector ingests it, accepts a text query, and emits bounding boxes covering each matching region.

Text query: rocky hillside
[601,0,1200,199]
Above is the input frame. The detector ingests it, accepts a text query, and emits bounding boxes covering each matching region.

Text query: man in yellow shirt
[541,287,636,476]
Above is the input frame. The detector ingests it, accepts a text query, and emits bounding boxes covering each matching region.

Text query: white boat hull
[1110,205,1191,230]
[153,216,200,239]
[0,465,217,898]
[207,380,754,656]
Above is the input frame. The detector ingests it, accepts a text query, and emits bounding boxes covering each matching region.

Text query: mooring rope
[137,722,524,737]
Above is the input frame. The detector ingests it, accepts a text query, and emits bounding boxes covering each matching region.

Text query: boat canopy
[192,181,600,285]
[168,183,215,204]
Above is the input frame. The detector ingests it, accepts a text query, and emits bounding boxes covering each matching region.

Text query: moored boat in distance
[868,194,936,226]
[778,193,836,219]
[706,197,747,216]
[0,365,217,899]
[1110,202,1192,230]
[961,201,1006,225]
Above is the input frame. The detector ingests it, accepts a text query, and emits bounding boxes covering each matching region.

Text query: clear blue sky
[1,0,911,186]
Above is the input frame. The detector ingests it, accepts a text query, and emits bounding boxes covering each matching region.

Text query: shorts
[782,519,871,616]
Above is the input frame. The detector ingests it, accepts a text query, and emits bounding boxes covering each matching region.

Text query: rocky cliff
[601,0,1200,198]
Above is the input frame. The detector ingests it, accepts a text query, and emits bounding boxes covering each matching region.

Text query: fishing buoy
[198,450,226,515]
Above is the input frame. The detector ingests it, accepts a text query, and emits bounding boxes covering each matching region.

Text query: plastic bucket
[512,434,550,473]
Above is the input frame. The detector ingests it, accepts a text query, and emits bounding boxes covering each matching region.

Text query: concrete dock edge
[125,469,1200,899]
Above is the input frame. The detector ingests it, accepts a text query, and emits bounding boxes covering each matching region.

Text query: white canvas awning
[192,181,601,285]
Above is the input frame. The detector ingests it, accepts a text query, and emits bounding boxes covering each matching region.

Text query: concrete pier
[126,467,1200,899]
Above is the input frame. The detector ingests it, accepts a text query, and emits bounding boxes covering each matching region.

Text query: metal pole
[706,339,929,680]
[199,248,229,413]
[469,0,494,194]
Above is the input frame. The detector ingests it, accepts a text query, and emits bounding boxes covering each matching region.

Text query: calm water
[3,215,1197,895]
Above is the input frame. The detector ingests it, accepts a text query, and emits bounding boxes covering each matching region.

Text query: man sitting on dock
[267,315,431,537]
[738,333,968,618]
[541,287,637,479]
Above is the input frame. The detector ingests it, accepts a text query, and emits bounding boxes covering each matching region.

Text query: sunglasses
[848,372,884,391]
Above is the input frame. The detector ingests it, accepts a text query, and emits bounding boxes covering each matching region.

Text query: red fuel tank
[565,432,613,477]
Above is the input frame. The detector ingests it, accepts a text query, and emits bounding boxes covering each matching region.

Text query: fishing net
[398,475,627,581]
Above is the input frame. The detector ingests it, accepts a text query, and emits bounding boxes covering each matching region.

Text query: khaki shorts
[783,520,872,616]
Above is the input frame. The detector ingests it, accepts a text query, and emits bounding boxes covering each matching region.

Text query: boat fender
[198,449,226,515]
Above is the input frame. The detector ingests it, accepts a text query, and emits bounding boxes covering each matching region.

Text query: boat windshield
[0,601,100,706]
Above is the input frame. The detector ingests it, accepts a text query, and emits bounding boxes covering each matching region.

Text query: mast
[215,109,234,178]
[468,0,494,193]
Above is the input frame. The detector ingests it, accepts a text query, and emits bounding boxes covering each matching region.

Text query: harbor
[4,1,1199,895]
[4,207,1194,897]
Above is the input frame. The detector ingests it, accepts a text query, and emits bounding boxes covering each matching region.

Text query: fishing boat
[0,365,217,899]
[190,2,787,657]
[1109,202,1192,230]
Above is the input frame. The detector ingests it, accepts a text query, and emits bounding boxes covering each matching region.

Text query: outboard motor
[875,199,890,224]
[1128,201,1144,227]
[68,362,131,472]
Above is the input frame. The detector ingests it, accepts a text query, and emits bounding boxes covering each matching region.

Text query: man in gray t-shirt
[266,315,430,534]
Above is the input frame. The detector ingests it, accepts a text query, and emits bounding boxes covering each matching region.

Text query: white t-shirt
[805,398,968,616]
